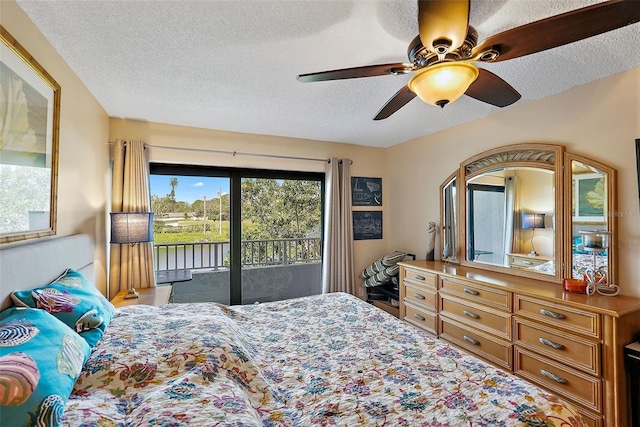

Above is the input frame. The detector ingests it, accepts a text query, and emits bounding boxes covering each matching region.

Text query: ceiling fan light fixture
[408,62,479,108]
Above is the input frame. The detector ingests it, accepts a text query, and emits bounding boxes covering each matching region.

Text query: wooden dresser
[399,260,640,427]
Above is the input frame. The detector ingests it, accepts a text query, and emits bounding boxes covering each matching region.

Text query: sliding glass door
[150,164,323,305]
[149,173,232,303]
[240,176,323,303]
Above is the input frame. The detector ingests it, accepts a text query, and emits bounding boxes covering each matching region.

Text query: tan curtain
[322,158,356,295]
[503,174,521,264]
[108,139,156,299]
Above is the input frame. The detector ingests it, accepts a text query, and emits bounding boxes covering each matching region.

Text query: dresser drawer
[514,347,602,413]
[514,295,600,339]
[440,294,511,340]
[439,277,512,311]
[404,283,437,309]
[402,267,437,290]
[514,317,600,376]
[440,318,512,370]
[404,301,437,335]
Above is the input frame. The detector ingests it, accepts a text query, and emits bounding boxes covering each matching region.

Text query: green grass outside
[153,221,230,244]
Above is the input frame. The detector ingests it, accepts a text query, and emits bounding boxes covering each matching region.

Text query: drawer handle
[540,369,567,384]
[539,337,565,350]
[413,293,426,300]
[463,310,480,319]
[540,309,566,319]
[413,313,426,321]
[463,288,479,296]
[414,275,426,281]
[463,335,480,345]
[522,260,533,265]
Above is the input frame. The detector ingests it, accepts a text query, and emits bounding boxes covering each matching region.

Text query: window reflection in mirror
[570,160,609,280]
[466,167,555,275]
[441,174,457,261]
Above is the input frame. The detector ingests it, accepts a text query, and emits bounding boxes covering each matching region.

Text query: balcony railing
[153,237,321,272]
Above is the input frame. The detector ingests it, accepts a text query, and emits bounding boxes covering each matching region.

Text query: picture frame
[352,177,382,206]
[572,172,606,223]
[0,26,60,243]
[353,211,382,240]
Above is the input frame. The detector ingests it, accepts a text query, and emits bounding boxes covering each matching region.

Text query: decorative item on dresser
[398,260,640,426]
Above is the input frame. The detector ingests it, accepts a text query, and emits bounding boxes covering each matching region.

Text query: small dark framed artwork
[352,177,382,206]
[353,211,382,240]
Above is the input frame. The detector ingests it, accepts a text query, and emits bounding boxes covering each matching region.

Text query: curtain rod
[107,141,353,164]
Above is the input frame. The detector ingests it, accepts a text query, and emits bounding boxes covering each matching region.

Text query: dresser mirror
[565,153,617,286]
[439,143,620,284]
[465,166,556,277]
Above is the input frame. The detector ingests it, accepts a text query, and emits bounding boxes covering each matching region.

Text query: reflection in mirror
[441,174,457,261]
[465,167,555,275]
[570,159,610,283]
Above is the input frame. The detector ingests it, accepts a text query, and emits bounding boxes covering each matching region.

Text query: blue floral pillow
[11,269,116,347]
[0,307,91,427]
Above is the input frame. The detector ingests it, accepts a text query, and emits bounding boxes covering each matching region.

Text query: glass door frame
[150,163,325,304]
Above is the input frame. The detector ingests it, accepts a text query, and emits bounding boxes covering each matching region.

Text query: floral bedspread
[64,292,583,426]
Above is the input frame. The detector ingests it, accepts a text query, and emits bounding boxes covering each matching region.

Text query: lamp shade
[408,62,479,108]
[110,212,154,244]
[522,213,545,229]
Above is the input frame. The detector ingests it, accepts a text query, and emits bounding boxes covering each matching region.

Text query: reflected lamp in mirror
[110,212,154,299]
[522,213,545,257]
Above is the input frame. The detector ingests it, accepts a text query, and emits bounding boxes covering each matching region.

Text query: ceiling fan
[297,0,640,120]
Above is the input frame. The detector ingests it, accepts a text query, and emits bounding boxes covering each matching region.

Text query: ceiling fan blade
[465,68,521,107]
[473,0,640,63]
[297,63,411,82]
[373,85,417,120]
[418,0,470,53]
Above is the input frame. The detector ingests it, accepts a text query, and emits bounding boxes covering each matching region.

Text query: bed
[0,234,585,426]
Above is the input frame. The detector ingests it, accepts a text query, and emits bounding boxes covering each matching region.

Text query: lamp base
[123,288,139,299]
[528,251,537,257]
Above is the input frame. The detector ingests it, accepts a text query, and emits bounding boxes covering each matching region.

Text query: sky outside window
[150,175,229,203]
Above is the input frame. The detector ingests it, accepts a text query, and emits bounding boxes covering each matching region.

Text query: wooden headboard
[0,234,95,311]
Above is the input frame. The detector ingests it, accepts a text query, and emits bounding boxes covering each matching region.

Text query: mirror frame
[440,171,458,263]
[0,26,60,244]
[442,143,618,285]
[564,152,617,286]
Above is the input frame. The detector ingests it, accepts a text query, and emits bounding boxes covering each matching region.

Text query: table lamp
[110,212,154,299]
[522,213,545,256]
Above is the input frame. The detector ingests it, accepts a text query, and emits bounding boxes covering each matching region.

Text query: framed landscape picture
[0,26,60,243]
[353,211,382,240]
[352,177,382,206]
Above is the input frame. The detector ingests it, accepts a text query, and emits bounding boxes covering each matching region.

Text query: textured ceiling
[16,0,640,148]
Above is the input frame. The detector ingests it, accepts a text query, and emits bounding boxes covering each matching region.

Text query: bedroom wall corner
[1,1,111,295]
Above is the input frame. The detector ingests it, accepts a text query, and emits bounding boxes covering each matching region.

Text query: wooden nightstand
[111,286,173,308]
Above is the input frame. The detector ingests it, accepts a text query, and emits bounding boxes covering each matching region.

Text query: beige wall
[110,120,388,298]
[1,1,111,293]
[387,67,640,297]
